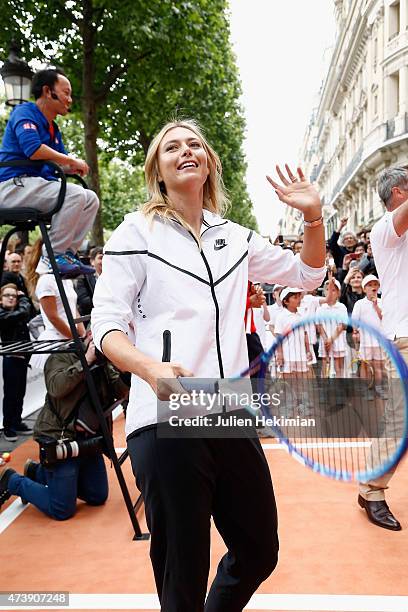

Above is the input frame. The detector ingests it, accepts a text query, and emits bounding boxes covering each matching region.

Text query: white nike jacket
[91,210,325,437]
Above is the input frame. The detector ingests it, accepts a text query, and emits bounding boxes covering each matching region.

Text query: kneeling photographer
[0,330,129,519]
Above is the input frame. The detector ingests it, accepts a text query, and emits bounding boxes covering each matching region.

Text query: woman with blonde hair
[92,118,326,610]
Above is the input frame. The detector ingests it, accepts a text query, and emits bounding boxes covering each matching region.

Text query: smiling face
[343,232,357,249]
[46,74,72,116]
[350,270,363,289]
[157,127,209,195]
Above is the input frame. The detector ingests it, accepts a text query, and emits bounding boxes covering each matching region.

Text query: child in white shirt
[316,278,348,377]
[274,287,312,378]
[351,274,385,396]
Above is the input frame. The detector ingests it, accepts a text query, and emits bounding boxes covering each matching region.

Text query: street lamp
[0,42,33,246]
[0,42,33,106]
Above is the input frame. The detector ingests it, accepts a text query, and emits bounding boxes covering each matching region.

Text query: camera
[37,435,106,468]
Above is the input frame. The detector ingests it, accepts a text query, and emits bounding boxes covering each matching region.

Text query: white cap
[325,278,341,291]
[280,287,303,302]
[362,274,380,289]
[273,284,285,291]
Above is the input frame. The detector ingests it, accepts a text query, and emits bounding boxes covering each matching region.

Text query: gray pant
[359,337,408,501]
[0,177,99,255]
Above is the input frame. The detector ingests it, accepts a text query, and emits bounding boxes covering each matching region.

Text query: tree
[0,0,256,242]
[99,156,146,232]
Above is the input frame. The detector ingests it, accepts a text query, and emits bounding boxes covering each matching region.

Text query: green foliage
[99,156,146,231]
[0,0,257,234]
[60,117,146,230]
[0,111,8,136]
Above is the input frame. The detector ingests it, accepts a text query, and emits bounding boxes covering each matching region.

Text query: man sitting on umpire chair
[0,329,129,519]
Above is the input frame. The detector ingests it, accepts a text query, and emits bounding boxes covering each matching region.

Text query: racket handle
[162,330,171,362]
[162,333,217,394]
[177,377,219,394]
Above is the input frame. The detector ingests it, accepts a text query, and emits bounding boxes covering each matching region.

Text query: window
[387,71,400,117]
[389,1,400,40]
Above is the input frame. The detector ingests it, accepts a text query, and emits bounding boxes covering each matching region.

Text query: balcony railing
[386,113,408,140]
[331,146,363,201]
[385,30,408,59]
[324,111,407,207]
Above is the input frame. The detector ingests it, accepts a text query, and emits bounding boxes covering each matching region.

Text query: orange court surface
[1,412,407,612]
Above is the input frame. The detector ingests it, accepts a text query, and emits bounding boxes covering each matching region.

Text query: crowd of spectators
[0,236,103,442]
[268,216,376,316]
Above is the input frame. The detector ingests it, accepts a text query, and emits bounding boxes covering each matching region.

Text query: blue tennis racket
[178,312,408,483]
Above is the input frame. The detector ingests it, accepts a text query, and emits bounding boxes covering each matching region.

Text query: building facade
[282,0,408,238]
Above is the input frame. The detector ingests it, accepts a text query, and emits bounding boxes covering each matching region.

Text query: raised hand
[249,291,265,308]
[342,253,353,269]
[266,164,322,220]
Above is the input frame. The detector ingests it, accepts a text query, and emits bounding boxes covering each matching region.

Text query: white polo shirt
[274,309,307,363]
[352,297,382,347]
[370,211,408,339]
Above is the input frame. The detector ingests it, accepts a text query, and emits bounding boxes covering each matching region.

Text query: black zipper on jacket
[199,249,224,379]
[177,222,225,379]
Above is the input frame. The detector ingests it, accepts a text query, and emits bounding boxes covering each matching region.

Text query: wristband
[304,216,323,228]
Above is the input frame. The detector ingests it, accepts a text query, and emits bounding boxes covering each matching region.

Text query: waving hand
[267,164,322,219]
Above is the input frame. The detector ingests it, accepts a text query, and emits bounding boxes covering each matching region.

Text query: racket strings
[257,313,407,481]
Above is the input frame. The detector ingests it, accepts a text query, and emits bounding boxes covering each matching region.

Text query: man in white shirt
[358,165,408,531]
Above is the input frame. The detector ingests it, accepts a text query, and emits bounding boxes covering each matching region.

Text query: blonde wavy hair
[25,238,43,299]
[141,119,229,239]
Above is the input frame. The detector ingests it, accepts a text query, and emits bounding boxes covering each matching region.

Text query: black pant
[246,332,264,372]
[2,356,28,430]
[128,430,279,612]
[246,332,264,393]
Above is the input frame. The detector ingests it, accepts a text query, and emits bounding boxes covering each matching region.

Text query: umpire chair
[0,159,148,540]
